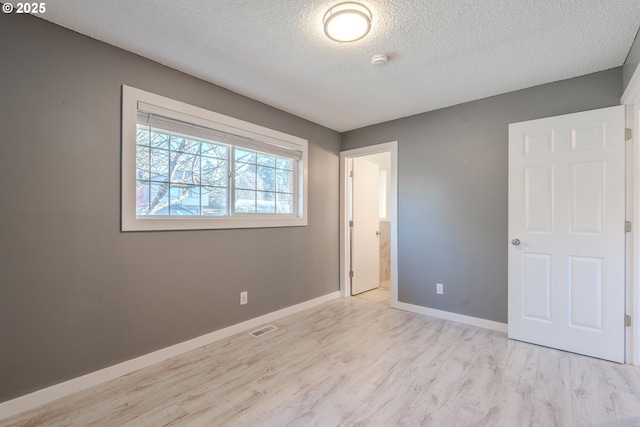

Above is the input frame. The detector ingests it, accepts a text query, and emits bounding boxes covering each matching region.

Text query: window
[122,85,307,231]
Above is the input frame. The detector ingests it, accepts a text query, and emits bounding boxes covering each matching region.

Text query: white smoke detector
[371,53,389,66]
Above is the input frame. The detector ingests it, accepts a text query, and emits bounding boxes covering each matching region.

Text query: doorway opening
[340,142,398,307]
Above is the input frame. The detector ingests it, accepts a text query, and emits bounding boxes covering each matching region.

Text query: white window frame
[121,85,308,231]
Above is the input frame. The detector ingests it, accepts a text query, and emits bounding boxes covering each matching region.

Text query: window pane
[257,166,276,191]
[201,158,227,186]
[148,182,170,214]
[185,186,202,215]
[136,127,169,150]
[202,186,228,216]
[136,127,149,147]
[202,142,227,159]
[276,193,293,213]
[170,152,200,185]
[276,158,292,170]
[235,190,256,213]
[276,169,293,193]
[136,180,150,214]
[149,149,170,183]
[149,131,169,149]
[235,148,256,164]
[257,153,275,167]
[170,136,200,154]
[167,184,198,215]
[136,146,150,179]
[235,162,256,190]
[257,191,276,213]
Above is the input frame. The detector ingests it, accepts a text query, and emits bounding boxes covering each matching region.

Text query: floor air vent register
[250,325,278,337]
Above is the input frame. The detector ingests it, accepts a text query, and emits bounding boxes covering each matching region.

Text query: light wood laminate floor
[3,287,640,427]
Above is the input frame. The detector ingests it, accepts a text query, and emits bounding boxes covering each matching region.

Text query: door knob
[376,230,381,236]
[511,238,520,247]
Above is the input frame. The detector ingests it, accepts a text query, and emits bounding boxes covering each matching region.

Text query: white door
[351,158,380,295]
[508,105,626,363]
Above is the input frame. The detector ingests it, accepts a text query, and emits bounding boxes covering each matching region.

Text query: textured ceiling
[38,0,640,132]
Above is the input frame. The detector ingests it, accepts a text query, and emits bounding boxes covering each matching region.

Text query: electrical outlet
[436,283,444,295]
[240,291,248,305]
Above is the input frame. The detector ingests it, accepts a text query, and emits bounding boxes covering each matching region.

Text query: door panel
[569,256,603,331]
[524,166,554,232]
[508,105,625,363]
[523,253,552,322]
[351,158,380,295]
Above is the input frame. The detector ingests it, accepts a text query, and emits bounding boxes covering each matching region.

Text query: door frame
[622,68,640,366]
[340,141,398,306]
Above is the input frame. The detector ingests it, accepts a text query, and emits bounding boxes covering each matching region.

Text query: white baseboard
[392,301,508,334]
[0,291,341,421]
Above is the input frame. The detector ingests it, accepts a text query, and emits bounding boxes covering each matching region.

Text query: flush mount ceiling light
[323,2,372,43]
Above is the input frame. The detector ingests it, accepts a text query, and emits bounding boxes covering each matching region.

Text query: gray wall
[342,68,623,324]
[0,14,340,402]
[624,28,640,91]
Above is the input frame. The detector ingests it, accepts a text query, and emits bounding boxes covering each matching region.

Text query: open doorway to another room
[340,142,398,307]
[350,154,391,302]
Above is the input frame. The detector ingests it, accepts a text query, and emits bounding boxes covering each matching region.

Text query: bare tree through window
[136,128,228,216]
